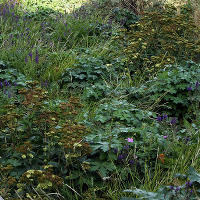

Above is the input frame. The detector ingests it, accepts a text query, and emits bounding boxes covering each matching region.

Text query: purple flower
[64,22,67,28]
[162,114,168,119]
[11,3,14,9]
[129,159,134,165]
[127,138,133,143]
[25,56,28,63]
[170,118,177,125]
[4,80,8,86]
[118,154,124,160]
[186,181,192,187]
[15,16,19,22]
[113,148,118,154]
[196,81,199,88]
[28,52,32,60]
[0,82,3,88]
[185,137,190,144]
[8,91,11,98]
[187,86,192,91]
[170,186,174,190]
[123,144,129,150]
[163,136,168,139]
[175,186,180,192]
[156,116,162,122]
[35,50,39,64]
[44,80,48,88]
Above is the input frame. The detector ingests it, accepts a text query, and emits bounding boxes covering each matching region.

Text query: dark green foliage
[83,99,169,179]
[115,3,200,79]
[111,7,140,30]
[127,60,200,120]
[60,56,108,88]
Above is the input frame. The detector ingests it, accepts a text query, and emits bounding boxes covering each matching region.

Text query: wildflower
[25,56,28,63]
[162,114,168,119]
[117,154,124,161]
[156,116,162,122]
[28,52,32,60]
[8,91,11,98]
[185,137,190,144]
[64,22,67,28]
[175,186,180,192]
[22,154,26,159]
[44,80,48,88]
[35,50,39,64]
[123,144,129,150]
[196,81,199,88]
[113,148,118,154]
[170,186,174,190]
[170,118,177,125]
[187,86,192,91]
[185,181,192,187]
[129,159,134,165]
[127,138,133,143]
[4,80,8,86]
[163,135,168,139]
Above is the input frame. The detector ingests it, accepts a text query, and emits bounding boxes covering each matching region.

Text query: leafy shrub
[127,60,200,120]
[114,3,200,79]
[111,7,140,30]
[0,80,92,198]
[83,99,170,179]
[59,56,109,89]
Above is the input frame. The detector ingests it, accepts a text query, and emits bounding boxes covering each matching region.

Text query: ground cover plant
[0,0,200,199]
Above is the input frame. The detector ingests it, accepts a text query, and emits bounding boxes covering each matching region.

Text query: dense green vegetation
[0,0,200,199]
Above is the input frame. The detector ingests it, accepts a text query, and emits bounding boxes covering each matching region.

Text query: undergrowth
[0,0,200,199]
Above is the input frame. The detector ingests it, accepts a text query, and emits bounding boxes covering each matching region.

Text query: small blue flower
[28,52,32,60]
[187,86,192,91]
[170,186,174,190]
[8,91,11,98]
[175,186,180,192]
[170,118,177,125]
[113,148,118,154]
[129,159,134,165]
[196,81,199,88]
[4,80,8,86]
[162,114,168,119]
[35,50,39,64]
[117,154,124,161]
[156,116,162,122]
[186,181,192,187]
[123,144,129,150]
[185,137,190,144]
